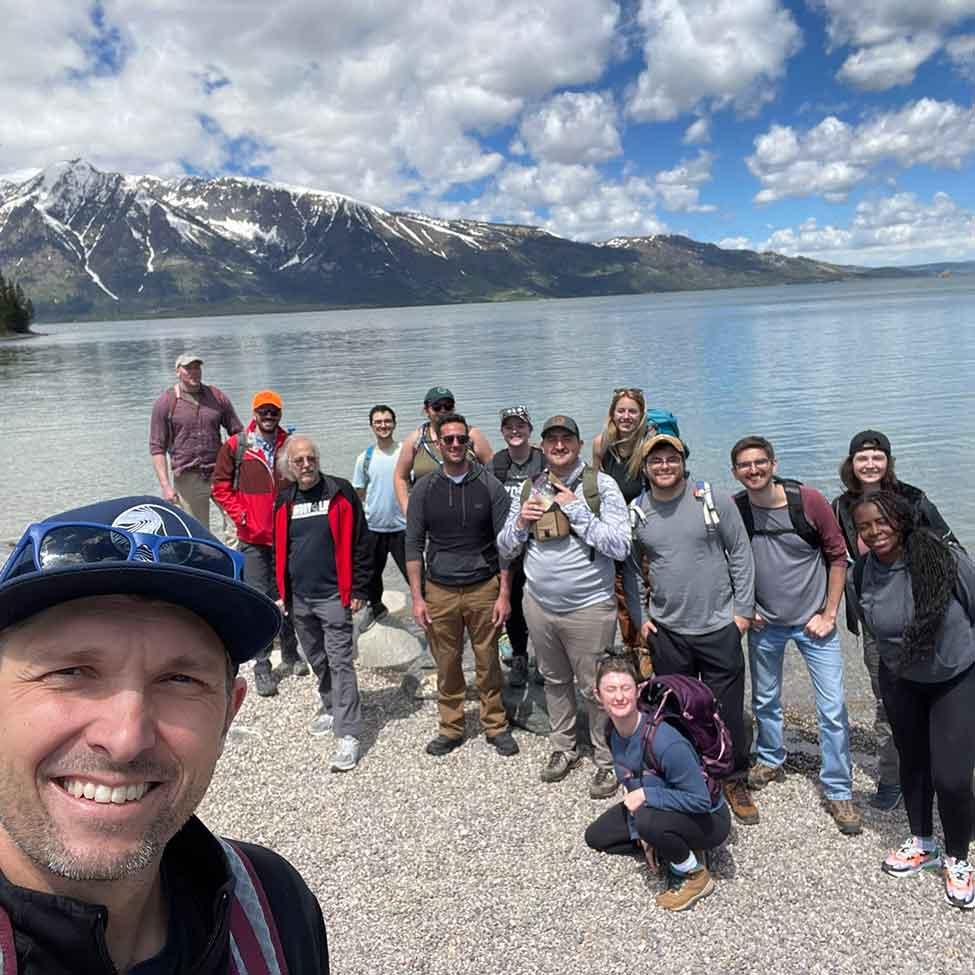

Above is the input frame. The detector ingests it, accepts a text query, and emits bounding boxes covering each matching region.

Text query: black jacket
[404,464,511,586]
[833,480,959,635]
[0,816,328,974]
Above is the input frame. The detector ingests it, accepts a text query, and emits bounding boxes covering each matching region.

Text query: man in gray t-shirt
[631,434,759,826]
[731,435,861,837]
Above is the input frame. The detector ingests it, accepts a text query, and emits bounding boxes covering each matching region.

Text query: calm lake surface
[2,277,973,544]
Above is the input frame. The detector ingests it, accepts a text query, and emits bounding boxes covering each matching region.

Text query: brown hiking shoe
[723,779,759,825]
[826,798,862,836]
[655,867,715,911]
[747,762,785,791]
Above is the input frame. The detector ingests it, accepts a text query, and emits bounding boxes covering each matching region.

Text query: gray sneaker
[331,736,360,772]
[309,710,334,737]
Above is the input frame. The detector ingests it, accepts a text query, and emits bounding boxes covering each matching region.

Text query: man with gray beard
[0,496,329,973]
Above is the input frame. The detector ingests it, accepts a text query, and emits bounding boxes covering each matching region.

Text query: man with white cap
[0,496,329,972]
[149,352,242,533]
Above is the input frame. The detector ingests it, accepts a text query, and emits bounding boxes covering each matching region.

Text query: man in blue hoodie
[405,412,519,759]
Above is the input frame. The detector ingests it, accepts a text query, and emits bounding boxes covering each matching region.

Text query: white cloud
[654,151,716,212]
[627,0,801,121]
[517,91,622,165]
[682,117,711,145]
[716,236,753,250]
[0,0,620,205]
[815,0,975,90]
[760,191,975,265]
[748,99,975,203]
[438,162,666,241]
[946,34,975,80]
[836,33,942,90]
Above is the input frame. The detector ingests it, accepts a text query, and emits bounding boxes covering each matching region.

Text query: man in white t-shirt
[352,405,409,630]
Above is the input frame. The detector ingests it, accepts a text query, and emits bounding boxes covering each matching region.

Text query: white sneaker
[331,736,360,772]
[308,710,334,737]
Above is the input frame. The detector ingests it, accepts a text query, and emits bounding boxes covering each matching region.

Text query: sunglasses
[428,400,455,412]
[614,387,644,396]
[255,408,281,418]
[440,434,470,446]
[1,522,244,583]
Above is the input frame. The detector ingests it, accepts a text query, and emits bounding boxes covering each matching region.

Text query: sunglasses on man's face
[440,434,469,446]
[428,400,455,412]
[255,408,281,418]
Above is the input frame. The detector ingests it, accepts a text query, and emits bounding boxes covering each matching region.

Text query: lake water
[2,277,974,545]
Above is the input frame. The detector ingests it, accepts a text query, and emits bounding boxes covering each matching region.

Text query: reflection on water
[2,277,974,544]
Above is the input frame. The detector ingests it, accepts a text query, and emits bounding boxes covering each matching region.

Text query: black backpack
[491,446,545,485]
[734,478,820,549]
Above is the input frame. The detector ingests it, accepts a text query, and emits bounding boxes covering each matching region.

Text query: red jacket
[211,423,290,546]
[273,475,371,608]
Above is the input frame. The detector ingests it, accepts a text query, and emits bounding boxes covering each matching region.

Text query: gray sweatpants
[291,592,361,739]
[523,592,617,770]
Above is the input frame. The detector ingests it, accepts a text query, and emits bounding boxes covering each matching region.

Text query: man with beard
[0,496,328,973]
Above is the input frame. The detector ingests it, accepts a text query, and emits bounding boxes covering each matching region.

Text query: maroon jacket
[149,383,242,477]
[211,423,290,546]
[273,475,371,608]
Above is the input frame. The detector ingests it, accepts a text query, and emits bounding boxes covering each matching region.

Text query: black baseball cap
[541,415,580,438]
[849,430,891,457]
[424,386,454,405]
[0,496,281,664]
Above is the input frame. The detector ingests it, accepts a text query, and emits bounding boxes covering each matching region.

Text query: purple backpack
[637,674,734,803]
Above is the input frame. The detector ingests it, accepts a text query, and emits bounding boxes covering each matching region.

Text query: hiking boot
[869,782,902,811]
[293,658,310,677]
[540,751,581,784]
[723,779,759,825]
[498,630,514,663]
[308,709,334,737]
[273,660,295,679]
[253,667,278,698]
[330,736,360,772]
[531,663,545,686]
[509,655,529,688]
[825,798,862,836]
[943,857,975,910]
[655,867,715,912]
[747,762,785,791]
[589,768,619,799]
[425,734,464,757]
[487,731,520,757]
[882,838,943,878]
[359,604,388,634]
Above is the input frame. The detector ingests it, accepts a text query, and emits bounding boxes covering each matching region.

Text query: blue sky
[2,0,974,264]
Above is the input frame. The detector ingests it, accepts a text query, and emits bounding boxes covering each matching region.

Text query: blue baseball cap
[0,496,281,664]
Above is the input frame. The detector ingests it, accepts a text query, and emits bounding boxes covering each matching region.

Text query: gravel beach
[201,610,974,975]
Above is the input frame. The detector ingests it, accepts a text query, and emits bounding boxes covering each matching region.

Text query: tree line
[0,269,34,333]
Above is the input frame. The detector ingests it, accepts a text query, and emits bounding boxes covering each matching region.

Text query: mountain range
[0,159,947,323]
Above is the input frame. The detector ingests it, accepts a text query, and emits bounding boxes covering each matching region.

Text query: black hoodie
[405,464,511,586]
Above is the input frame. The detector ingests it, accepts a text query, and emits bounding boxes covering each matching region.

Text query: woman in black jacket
[833,429,959,811]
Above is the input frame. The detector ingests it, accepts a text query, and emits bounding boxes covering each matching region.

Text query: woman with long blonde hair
[592,388,649,652]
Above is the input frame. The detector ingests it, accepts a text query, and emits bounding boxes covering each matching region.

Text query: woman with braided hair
[853,490,975,910]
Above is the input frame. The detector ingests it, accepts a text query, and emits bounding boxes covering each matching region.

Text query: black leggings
[585,800,731,866]
[880,661,975,861]
[506,558,529,658]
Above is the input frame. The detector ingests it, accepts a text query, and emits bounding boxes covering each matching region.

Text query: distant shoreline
[0,329,40,342]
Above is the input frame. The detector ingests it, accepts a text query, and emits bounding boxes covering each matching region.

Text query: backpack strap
[781,480,820,549]
[362,444,376,489]
[165,384,180,448]
[0,904,16,975]
[231,433,250,491]
[692,480,720,531]
[220,839,289,975]
[853,556,866,601]
[733,490,754,539]
[581,465,601,517]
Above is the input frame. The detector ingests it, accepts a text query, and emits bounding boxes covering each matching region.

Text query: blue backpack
[646,408,681,441]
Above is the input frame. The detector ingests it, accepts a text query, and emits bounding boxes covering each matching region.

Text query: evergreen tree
[0,269,34,333]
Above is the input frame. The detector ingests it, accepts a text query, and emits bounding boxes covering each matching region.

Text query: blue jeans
[748,623,853,800]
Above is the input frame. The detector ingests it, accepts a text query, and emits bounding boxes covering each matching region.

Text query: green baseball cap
[424,386,454,405]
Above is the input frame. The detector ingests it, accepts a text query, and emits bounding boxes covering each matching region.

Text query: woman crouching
[585,656,730,911]
[852,490,975,910]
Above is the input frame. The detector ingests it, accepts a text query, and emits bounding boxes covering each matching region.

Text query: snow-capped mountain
[0,159,899,321]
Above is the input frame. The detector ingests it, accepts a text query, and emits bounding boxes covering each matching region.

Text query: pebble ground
[201,652,974,975]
